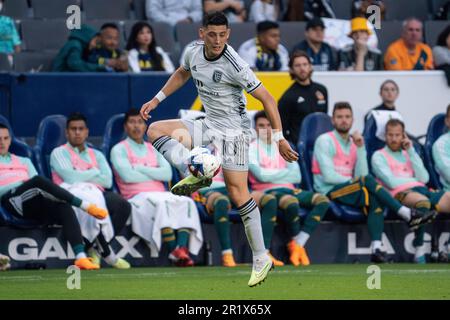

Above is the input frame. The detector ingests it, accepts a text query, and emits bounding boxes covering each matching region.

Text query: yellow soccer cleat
[75,257,100,270]
[222,252,237,267]
[87,248,101,267]
[171,175,212,196]
[86,204,108,220]
[268,252,284,266]
[113,258,131,269]
[248,254,274,287]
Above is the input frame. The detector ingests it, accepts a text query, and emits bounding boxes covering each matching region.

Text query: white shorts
[181,118,250,171]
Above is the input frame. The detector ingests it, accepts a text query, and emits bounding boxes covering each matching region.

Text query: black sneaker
[408,209,438,231]
[370,249,387,263]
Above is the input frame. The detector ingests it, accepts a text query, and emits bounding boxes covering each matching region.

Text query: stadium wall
[0,71,448,138]
[1,220,448,269]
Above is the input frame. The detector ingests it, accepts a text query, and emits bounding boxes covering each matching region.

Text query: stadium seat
[132,0,146,20]
[34,115,67,178]
[13,51,56,72]
[2,0,30,19]
[424,20,449,47]
[124,21,177,59]
[175,22,201,51]
[279,22,307,53]
[0,205,41,228]
[375,21,402,53]
[31,0,80,19]
[101,113,126,159]
[228,23,257,51]
[424,113,446,189]
[384,0,431,21]
[21,19,70,52]
[0,53,12,72]
[298,112,366,222]
[83,0,131,20]
[330,0,353,19]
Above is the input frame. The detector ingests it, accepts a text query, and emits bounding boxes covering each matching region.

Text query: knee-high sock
[237,198,266,257]
[260,195,277,250]
[104,191,132,235]
[367,196,384,242]
[176,228,190,248]
[213,198,232,251]
[301,195,329,235]
[364,175,403,212]
[153,135,190,176]
[413,200,431,247]
[283,203,301,238]
[162,227,177,252]
[96,231,117,265]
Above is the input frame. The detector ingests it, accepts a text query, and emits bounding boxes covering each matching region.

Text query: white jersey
[182,41,262,132]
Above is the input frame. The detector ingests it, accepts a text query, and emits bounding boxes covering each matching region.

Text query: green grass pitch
[0,264,449,300]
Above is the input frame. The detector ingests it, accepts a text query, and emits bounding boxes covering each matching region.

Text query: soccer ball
[188,147,221,179]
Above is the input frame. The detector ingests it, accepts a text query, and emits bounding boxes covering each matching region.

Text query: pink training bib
[0,154,30,187]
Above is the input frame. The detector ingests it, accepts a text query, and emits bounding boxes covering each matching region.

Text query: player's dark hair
[257,21,279,34]
[124,108,141,124]
[100,23,119,32]
[288,50,312,80]
[67,112,88,128]
[0,123,9,132]
[333,102,353,115]
[379,79,399,94]
[126,21,164,71]
[203,11,228,28]
[385,118,405,132]
[254,111,267,123]
[447,104,450,118]
[437,25,450,46]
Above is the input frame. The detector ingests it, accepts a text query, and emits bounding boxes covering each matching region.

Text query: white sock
[238,199,266,257]
[80,201,90,211]
[75,252,86,260]
[153,135,190,174]
[397,206,411,221]
[104,253,118,266]
[221,249,232,255]
[294,231,310,247]
[371,240,382,253]
[415,245,426,258]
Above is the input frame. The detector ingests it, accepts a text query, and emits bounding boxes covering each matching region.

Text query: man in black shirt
[278,50,328,146]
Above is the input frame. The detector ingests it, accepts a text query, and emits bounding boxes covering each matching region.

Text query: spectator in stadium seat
[337,17,383,71]
[126,22,175,73]
[0,0,21,62]
[282,0,335,21]
[364,80,404,141]
[432,104,450,192]
[249,0,279,23]
[372,119,449,263]
[50,113,132,269]
[88,23,128,72]
[52,25,106,72]
[248,111,330,266]
[433,25,450,85]
[312,102,436,263]
[384,18,434,71]
[204,0,247,23]
[351,0,386,20]
[278,50,328,146]
[110,108,203,267]
[146,0,203,27]
[291,17,337,71]
[0,124,104,270]
[238,21,289,71]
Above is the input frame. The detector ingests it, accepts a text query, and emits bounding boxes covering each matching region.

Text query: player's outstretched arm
[250,85,299,162]
[140,67,191,120]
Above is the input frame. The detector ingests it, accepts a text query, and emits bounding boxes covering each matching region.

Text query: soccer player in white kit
[140,11,298,286]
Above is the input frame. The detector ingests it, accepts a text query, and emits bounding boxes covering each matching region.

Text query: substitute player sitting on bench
[110,108,203,267]
[0,123,103,270]
[249,111,330,266]
[312,102,436,263]
[372,119,446,263]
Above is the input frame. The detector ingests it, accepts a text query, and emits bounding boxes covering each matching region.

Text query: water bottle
[430,235,439,263]
[204,241,213,266]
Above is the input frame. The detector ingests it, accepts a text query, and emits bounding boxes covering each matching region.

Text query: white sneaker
[248,253,274,287]
[0,253,11,271]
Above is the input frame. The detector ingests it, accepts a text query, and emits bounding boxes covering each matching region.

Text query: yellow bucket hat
[348,17,372,37]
